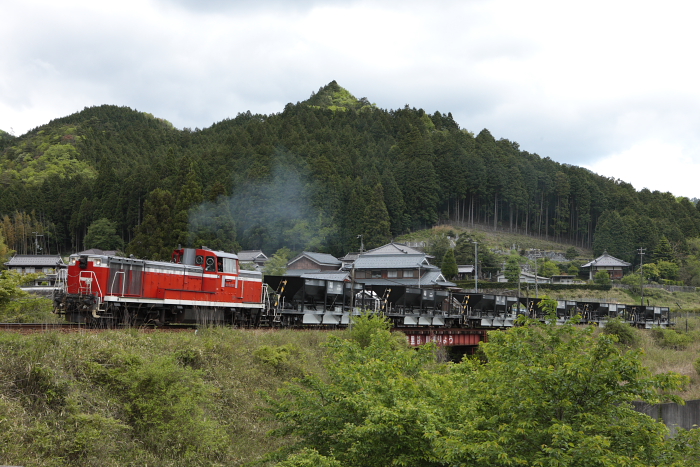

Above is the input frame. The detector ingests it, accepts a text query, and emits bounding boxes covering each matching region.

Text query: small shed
[496,271,550,284]
[551,275,580,284]
[457,265,474,280]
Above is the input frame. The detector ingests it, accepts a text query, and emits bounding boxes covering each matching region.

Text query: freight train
[53,248,673,330]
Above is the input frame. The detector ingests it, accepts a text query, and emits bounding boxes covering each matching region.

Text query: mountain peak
[305,81,374,110]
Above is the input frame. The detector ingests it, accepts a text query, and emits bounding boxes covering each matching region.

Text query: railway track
[0,323,197,334]
[0,323,488,349]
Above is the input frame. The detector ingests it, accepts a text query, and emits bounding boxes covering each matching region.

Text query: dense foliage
[2,81,700,274]
[266,311,700,466]
[3,309,700,465]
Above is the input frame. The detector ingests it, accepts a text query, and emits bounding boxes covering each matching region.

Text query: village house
[4,254,66,286]
[581,251,631,280]
[287,251,342,271]
[237,250,269,270]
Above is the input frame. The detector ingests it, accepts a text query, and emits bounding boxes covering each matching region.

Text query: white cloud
[3,0,700,199]
[585,140,700,199]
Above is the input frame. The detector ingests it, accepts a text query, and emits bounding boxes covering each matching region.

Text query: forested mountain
[1,81,700,278]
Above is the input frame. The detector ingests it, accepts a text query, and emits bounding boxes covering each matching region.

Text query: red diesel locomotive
[53,247,266,326]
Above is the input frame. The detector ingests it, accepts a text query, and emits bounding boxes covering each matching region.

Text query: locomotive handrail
[78,270,105,318]
[79,271,103,299]
[109,270,125,297]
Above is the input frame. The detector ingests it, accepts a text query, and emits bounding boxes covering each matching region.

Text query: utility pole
[32,232,44,255]
[638,247,646,306]
[517,260,521,313]
[473,241,478,293]
[534,255,538,298]
[357,234,364,254]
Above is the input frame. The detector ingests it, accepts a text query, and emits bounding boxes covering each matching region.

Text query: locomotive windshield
[220,257,237,273]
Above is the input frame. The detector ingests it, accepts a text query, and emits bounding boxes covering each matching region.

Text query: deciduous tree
[266,310,698,467]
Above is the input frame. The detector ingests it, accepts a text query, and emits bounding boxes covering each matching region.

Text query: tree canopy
[1,83,700,276]
[266,310,700,466]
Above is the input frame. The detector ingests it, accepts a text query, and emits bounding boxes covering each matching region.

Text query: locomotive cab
[172,247,239,274]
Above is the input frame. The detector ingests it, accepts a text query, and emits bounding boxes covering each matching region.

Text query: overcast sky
[3,0,700,199]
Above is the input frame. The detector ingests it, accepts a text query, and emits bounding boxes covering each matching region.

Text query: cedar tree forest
[1,82,700,282]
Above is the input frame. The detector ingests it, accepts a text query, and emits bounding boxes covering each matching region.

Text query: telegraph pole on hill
[638,247,646,306]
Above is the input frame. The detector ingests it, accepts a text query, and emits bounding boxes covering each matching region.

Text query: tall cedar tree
[441,248,458,279]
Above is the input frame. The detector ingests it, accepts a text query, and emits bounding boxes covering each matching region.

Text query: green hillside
[1,82,700,287]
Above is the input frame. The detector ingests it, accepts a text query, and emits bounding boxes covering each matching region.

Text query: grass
[633,317,700,400]
[0,327,338,467]
[3,320,700,465]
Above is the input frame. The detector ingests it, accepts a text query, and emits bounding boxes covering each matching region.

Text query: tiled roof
[299,271,350,281]
[5,255,65,267]
[237,250,268,262]
[289,252,341,267]
[363,242,425,256]
[358,271,455,288]
[282,269,320,277]
[353,254,433,270]
[582,253,631,268]
[421,270,454,286]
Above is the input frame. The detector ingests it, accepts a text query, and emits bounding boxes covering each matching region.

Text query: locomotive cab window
[221,258,237,274]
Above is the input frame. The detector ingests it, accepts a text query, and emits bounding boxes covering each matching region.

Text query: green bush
[348,311,395,348]
[175,347,204,368]
[650,327,694,350]
[602,318,638,346]
[61,413,131,465]
[594,270,611,286]
[254,344,302,376]
[125,356,228,462]
[0,329,337,466]
[254,344,294,366]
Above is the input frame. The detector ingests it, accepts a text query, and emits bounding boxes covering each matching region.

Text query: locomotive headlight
[69,258,76,265]
[94,259,101,266]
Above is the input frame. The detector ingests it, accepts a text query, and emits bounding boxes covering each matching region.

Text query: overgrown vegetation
[0,271,60,323]
[3,315,700,465]
[264,312,700,466]
[0,328,332,466]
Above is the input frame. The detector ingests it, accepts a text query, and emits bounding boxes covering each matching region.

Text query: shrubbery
[650,327,695,350]
[0,328,331,466]
[602,317,639,345]
[265,312,698,466]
